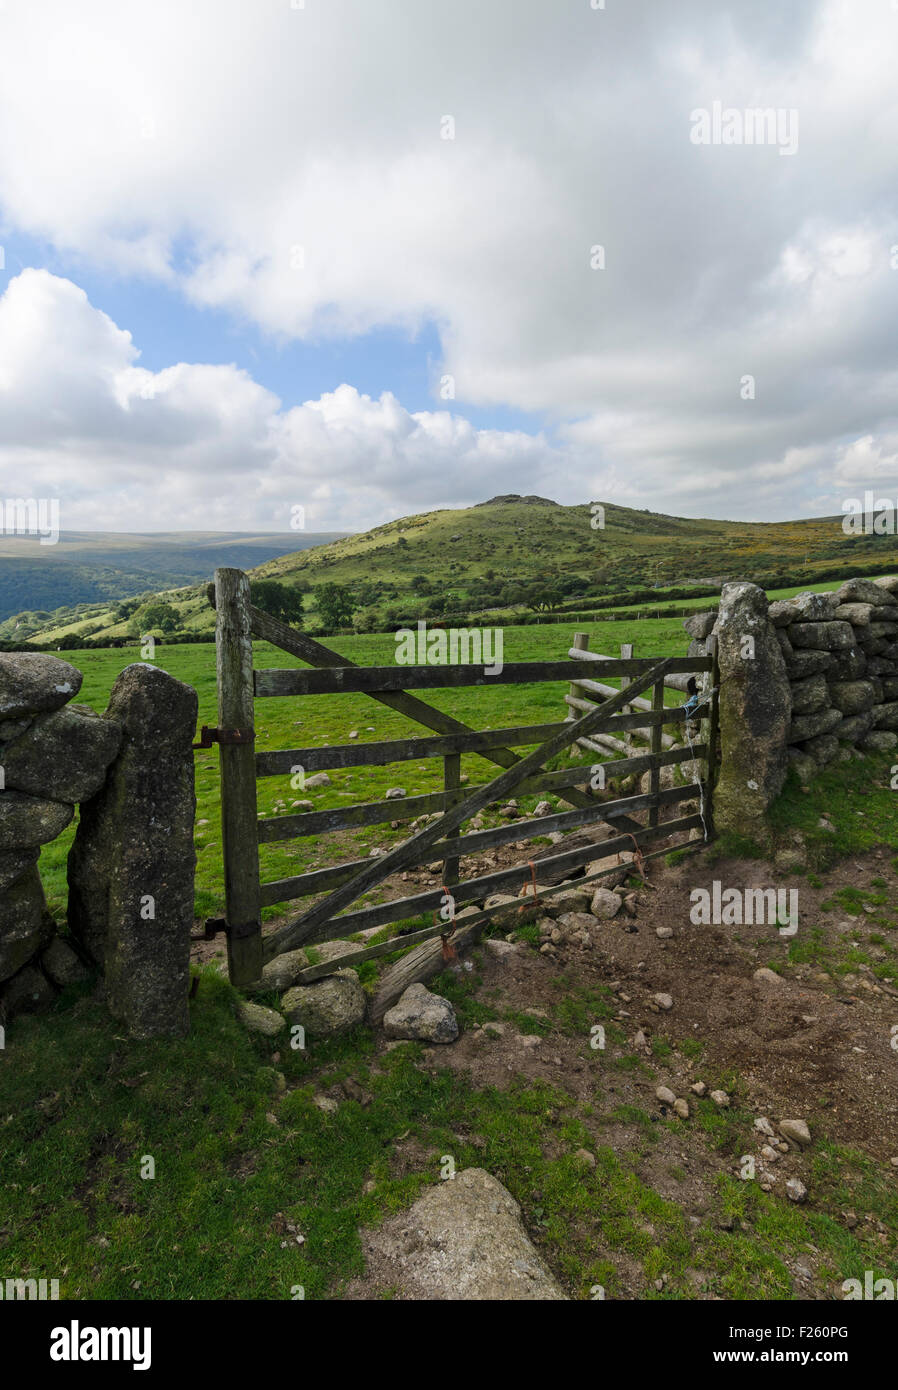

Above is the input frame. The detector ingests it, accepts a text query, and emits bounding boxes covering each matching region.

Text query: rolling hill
[4,496,897,645]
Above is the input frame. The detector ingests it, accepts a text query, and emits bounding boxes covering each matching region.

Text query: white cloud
[0,269,567,532]
[0,0,897,525]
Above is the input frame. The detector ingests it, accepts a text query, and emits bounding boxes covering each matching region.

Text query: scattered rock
[40,936,91,987]
[778,1118,812,1149]
[484,938,518,958]
[656,1086,677,1105]
[710,1090,730,1108]
[753,967,782,985]
[236,999,286,1036]
[590,887,622,919]
[673,1098,690,1119]
[382,983,459,1043]
[785,1177,808,1204]
[653,992,673,1011]
[304,772,332,787]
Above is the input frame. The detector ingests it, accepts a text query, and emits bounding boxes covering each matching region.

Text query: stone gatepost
[68,663,197,1039]
[711,582,791,847]
[0,652,121,1022]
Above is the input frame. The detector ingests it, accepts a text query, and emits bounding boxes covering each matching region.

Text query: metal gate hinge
[203,917,260,941]
[192,725,255,749]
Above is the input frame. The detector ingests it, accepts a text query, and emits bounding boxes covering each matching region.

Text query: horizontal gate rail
[260,811,703,958]
[259,782,700,906]
[567,643,712,694]
[289,833,708,984]
[254,657,709,698]
[256,740,705,843]
[255,719,569,776]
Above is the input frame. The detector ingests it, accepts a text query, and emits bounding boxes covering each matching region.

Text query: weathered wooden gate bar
[254,657,706,698]
[262,656,674,956]
[261,810,703,957]
[259,782,699,906]
[255,719,569,776]
[290,831,706,984]
[256,740,705,843]
[567,643,712,694]
[256,709,688,778]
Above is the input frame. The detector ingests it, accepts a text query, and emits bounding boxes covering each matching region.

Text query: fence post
[704,633,720,840]
[568,632,589,754]
[215,567,263,986]
[619,641,634,715]
[648,679,664,827]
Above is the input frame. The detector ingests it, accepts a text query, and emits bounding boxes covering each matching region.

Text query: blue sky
[0,0,895,535]
[0,227,541,434]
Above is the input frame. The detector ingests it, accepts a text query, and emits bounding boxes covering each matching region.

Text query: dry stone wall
[0,653,121,1023]
[684,574,898,842]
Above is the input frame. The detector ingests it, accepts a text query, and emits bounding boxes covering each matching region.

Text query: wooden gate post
[215,567,263,986]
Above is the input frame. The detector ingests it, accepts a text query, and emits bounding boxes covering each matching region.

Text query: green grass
[4,961,897,1300]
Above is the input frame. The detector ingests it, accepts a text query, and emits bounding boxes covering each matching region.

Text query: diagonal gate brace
[267,655,674,957]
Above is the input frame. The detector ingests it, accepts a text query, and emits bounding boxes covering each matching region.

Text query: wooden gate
[206,568,718,986]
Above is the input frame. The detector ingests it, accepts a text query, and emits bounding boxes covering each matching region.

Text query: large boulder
[873,702,898,730]
[838,578,897,607]
[281,968,366,1038]
[789,621,856,652]
[792,591,839,621]
[834,603,875,627]
[0,652,82,722]
[713,583,790,841]
[785,650,833,679]
[789,673,829,715]
[828,680,875,715]
[67,664,197,1039]
[0,962,56,1020]
[0,864,55,984]
[41,936,92,987]
[0,791,73,851]
[0,704,121,802]
[789,708,841,742]
[828,648,867,680]
[0,847,39,892]
[768,600,797,627]
[354,1168,567,1300]
[801,732,839,767]
[682,611,716,640]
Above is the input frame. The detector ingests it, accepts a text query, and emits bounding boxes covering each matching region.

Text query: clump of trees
[250,579,304,626]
